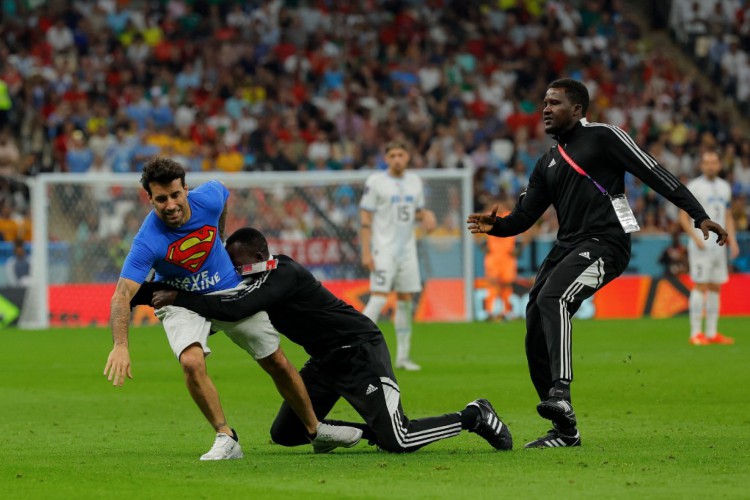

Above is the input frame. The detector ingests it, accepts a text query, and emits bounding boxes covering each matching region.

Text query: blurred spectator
[109,125,135,173]
[659,230,690,276]
[0,0,744,251]
[0,128,20,177]
[0,200,18,242]
[5,239,30,287]
[65,130,93,173]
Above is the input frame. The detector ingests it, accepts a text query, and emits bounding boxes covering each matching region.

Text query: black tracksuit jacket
[488,120,710,256]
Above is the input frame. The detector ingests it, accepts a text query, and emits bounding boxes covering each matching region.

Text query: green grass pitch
[1,317,749,499]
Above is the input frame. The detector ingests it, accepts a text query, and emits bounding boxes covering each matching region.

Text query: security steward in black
[467,78,728,449]
[140,227,513,453]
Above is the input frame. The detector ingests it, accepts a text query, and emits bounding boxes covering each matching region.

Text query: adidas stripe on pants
[525,239,629,402]
[270,336,463,452]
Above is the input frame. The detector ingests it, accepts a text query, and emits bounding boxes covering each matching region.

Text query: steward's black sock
[551,380,571,401]
[230,429,239,442]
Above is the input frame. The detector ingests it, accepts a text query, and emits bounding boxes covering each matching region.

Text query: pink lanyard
[557,144,609,196]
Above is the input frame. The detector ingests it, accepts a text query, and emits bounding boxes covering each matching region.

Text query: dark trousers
[270,336,463,453]
[526,239,629,402]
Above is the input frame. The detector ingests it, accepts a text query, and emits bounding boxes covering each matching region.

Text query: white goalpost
[23,169,474,329]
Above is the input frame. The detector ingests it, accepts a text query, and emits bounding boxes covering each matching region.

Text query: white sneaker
[311,422,363,454]
[200,431,244,461]
[395,358,421,371]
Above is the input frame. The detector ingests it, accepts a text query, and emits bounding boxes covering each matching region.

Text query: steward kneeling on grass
[136,227,513,453]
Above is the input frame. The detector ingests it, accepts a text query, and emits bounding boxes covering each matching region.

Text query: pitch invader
[359,140,436,371]
[680,150,740,345]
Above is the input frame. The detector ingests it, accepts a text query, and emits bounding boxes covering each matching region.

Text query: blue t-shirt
[120,180,241,293]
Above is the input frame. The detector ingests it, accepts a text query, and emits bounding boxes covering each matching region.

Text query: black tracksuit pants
[526,239,629,402]
[270,336,463,453]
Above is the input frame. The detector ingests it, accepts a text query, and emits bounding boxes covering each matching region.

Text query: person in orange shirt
[483,199,517,320]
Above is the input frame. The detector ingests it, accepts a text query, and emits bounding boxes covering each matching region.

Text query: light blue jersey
[120,180,241,293]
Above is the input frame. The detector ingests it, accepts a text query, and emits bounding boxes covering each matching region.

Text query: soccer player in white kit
[679,150,740,345]
[359,141,436,370]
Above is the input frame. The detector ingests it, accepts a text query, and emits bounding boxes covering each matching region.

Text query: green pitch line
[0,318,748,499]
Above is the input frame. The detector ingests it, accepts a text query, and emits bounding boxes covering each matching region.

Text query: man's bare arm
[360,209,374,271]
[726,206,740,258]
[416,208,436,232]
[679,209,704,249]
[219,203,228,242]
[104,277,141,387]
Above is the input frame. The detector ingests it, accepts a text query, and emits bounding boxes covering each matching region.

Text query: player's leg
[484,255,502,319]
[499,257,517,319]
[362,252,394,323]
[362,292,388,323]
[705,251,733,344]
[687,245,709,344]
[688,283,708,344]
[393,250,422,370]
[156,305,243,460]
[394,292,419,370]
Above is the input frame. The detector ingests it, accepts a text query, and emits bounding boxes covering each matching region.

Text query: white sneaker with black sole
[311,422,363,454]
[200,431,244,460]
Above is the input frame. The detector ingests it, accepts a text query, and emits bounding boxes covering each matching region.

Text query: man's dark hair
[226,227,269,259]
[548,78,590,115]
[140,157,186,195]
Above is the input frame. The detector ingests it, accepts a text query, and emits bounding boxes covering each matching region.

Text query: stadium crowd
[0,0,748,258]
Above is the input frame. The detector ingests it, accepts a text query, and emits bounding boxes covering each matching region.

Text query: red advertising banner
[266,238,356,266]
[47,274,750,327]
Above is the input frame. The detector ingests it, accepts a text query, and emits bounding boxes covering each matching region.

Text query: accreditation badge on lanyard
[557,145,640,234]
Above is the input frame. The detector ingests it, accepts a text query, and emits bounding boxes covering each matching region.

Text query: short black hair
[140,157,186,196]
[548,78,590,115]
[384,140,411,154]
[226,227,269,258]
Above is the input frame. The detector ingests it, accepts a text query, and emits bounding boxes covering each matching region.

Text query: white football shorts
[369,248,422,293]
[688,246,728,284]
[155,282,280,360]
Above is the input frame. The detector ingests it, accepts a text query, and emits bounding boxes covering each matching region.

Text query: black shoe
[536,397,577,428]
[465,399,513,450]
[524,427,581,448]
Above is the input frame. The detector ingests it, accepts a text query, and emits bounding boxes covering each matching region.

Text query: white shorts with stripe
[155,282,280,360]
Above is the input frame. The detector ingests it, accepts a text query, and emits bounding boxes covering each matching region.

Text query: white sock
[363,295,387,324]
[689,289,704,337]
[705,291,720,338]
[395,300,413,361]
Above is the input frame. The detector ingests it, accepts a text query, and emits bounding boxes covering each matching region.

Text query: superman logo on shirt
[165,225,216,271]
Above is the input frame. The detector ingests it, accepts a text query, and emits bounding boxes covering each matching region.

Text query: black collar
[553,120,584,145]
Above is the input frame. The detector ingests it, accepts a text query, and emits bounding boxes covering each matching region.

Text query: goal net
[23,169,474,329]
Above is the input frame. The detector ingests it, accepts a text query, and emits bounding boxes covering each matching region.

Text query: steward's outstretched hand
[699,219,728,246]
[466,206,499,234]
